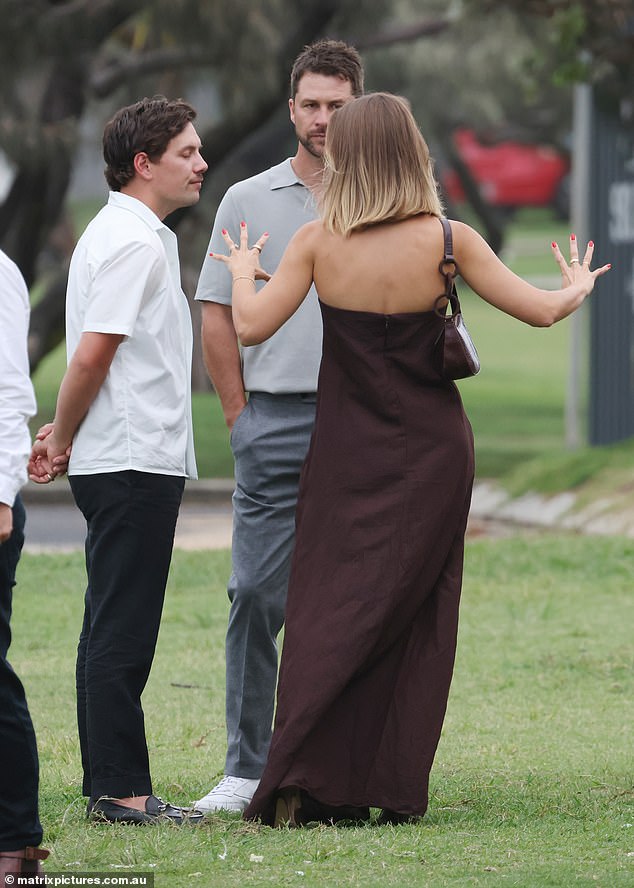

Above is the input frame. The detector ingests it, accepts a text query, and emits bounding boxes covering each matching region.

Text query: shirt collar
[269,158,307,191]
[107,191,165,231]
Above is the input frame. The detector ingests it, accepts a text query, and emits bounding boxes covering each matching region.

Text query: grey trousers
[225,391,316,778]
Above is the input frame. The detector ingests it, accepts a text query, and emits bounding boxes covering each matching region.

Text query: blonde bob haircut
[321,92,443,236]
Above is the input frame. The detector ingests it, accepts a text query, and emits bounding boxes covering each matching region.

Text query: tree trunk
[435,125,506,255]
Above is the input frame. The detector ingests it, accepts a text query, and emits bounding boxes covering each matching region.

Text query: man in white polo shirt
[29,97,207,825]
[194,40,364,813]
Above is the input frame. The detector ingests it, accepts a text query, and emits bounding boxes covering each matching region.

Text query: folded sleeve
[83,240,163,337]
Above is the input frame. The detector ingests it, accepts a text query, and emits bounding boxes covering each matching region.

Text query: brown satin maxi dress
[245,299,475,824]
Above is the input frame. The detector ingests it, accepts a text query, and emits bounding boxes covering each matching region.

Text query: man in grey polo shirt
[194,39,364,813]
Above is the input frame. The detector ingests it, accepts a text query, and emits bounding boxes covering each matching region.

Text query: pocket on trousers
[229,401,251,452]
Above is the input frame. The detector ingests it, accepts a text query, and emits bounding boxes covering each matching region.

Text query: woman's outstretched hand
[551,234,611,295]
[210,222,271,282]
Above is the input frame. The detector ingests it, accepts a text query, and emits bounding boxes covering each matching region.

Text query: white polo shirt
[66,192,197,478]
[0,250,37,507]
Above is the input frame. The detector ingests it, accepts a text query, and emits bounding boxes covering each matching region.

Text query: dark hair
[103,96,197,191]
[290,39,364,99]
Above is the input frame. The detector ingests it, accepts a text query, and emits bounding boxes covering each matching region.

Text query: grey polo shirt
[195,158,323,394]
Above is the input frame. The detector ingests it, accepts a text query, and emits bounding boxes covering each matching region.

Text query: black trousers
[0,496,43,850]
[69,471,184,800]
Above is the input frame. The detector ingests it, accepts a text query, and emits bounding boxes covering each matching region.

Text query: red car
[442,128,570,218]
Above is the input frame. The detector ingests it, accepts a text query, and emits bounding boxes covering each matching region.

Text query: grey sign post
[588,96,634,445]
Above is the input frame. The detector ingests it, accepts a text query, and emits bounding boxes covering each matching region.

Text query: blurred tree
[358,0,632,250]
[4,1,628,377]
[463,0,634,113]
[357,0,575,251]
[0,0,450,378]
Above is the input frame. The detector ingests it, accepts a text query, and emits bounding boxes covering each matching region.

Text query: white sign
[608,181,634,243]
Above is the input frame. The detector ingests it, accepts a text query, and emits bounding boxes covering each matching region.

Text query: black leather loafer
[88,794,204,825]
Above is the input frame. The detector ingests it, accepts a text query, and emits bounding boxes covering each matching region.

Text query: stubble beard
[297,130,325,160]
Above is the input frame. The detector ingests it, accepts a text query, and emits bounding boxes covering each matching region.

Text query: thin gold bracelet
[233,276,255,283]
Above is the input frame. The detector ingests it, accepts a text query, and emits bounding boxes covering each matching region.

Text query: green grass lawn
[11,536,633,887]
[18,209,632,886]
[456,286,570,478]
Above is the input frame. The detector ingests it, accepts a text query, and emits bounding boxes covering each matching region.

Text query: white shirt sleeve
[0,251,37,507]
[83,240,163,337]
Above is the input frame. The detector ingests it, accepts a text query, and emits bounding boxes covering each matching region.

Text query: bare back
[229,212,603,346]
[312,214,446,315]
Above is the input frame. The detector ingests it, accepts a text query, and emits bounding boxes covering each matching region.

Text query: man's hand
[226,403,247,431]
[28,436,55,483]
[28,424,71,483]
[28,331,123,484]
[0,503,12,543]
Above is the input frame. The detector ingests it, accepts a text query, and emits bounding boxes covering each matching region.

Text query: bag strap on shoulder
[439,215,454,260]
[435,216,461,317]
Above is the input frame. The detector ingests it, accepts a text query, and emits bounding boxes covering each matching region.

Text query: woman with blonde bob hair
[321,92,443,235]
[210,92,610,827]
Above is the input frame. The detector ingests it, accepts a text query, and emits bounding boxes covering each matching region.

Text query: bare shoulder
[287,219,326,256]
[448,218,494,260]
[448,218,482,245]
[292,219,323,244]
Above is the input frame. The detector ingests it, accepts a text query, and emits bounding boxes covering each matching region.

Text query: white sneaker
[194,775,260,813]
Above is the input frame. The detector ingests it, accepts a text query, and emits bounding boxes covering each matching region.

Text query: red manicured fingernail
[209,252,214,256]
[221,229,227,235]
[588,240,594,247]
[551,242,557,248]
[607,264,612,269]
[240,221,246,228]
[570,233,576,240]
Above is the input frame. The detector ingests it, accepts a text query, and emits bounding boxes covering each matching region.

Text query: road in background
[21,479,540,554]
[21,479,234,553]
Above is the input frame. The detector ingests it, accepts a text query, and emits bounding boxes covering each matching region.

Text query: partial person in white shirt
[0,249,50,878]
[28,96,207,826]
